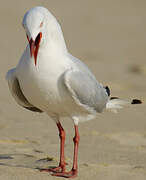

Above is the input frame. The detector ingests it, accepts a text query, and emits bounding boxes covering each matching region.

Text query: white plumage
[6,6,141,178]
[6,6,110,124]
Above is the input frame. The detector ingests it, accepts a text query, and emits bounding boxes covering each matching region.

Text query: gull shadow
[0,153,57,170]
[0,154,13,160]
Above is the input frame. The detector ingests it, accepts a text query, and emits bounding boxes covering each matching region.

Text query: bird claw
[51,169,77,178]
[40,166,63,173]
[40,162,67,173]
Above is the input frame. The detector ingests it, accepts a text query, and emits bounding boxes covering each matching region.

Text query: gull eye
[40,22,43,28]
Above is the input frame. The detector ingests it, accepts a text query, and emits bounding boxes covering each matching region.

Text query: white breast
[16,48,76,116]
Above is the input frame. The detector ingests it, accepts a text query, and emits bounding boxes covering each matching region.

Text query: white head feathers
[22,6,67,54]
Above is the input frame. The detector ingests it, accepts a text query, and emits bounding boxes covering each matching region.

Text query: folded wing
[64,69,108,113]
[6,68,43,113]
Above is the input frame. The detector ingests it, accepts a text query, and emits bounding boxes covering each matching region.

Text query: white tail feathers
[106,97,142,113]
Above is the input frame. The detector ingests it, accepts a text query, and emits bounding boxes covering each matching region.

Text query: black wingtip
[110,97,119,100]
[104,86,110,96]
[131,99,142,104]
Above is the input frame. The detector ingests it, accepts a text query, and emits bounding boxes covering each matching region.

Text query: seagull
[6,6,142,178]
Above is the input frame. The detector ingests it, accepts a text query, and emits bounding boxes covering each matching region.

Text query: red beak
[27,32,42,66]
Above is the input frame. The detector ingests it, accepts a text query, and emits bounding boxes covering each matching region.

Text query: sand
[0,0,146,179]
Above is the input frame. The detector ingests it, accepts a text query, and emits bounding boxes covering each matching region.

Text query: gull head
[22,7,48,65]
[22,6,67,66]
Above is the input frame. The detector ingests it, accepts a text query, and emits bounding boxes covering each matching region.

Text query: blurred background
[0,0,146,179]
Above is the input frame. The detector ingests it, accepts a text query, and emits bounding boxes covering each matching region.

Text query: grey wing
[6,68,43,113]
[64,69,109,113]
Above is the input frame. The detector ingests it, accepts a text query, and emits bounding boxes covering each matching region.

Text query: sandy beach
[0,0,146,179]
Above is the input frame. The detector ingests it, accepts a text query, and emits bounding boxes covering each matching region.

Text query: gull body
[15,45,107,119]
[6,6,141,178]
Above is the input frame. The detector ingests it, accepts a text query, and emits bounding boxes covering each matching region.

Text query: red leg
[52,125,80,178]
[72,125,80,174]
[57,122,66,171]
[40,122,66,173]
